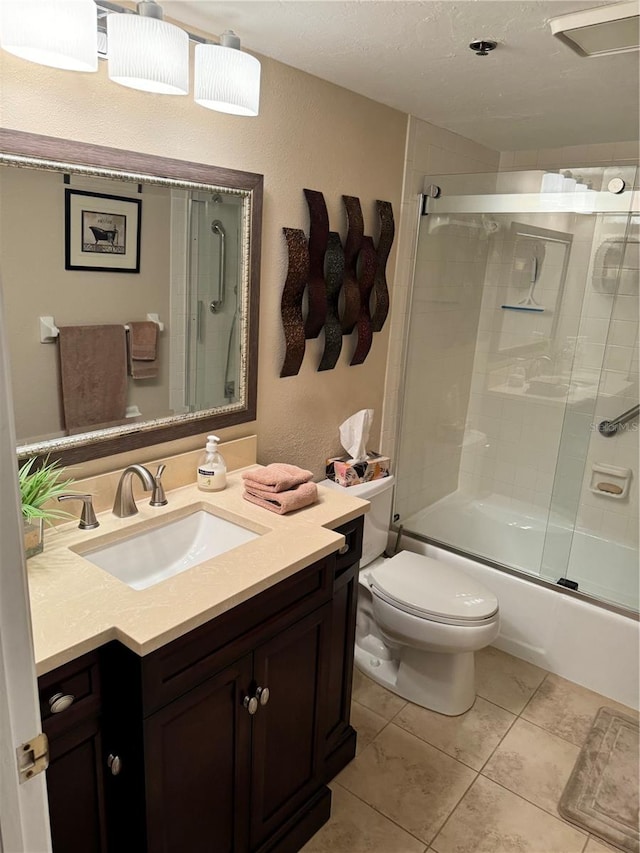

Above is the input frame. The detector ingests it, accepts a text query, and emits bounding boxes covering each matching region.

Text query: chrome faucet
[112,464,156,518]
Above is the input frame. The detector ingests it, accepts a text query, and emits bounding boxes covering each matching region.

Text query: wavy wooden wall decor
[280,228,309,378]
[318,231,345,372]
[371,200,394,332]
[350,236,376,366]
[341,195,364,335]
[303,189,329,339]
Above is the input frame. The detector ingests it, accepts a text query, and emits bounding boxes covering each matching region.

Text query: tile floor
[302,646,638,853]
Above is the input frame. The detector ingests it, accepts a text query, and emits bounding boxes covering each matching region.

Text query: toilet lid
[369,551,498,622]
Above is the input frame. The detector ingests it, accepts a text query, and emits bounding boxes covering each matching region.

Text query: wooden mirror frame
[0,129,262,466]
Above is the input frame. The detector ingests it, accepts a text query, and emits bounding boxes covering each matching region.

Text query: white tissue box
[325,451,391,487]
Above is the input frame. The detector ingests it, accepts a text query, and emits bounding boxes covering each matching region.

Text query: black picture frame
[65,188,142,273]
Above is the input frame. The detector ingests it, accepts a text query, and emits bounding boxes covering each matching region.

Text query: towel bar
[39,314,164,343]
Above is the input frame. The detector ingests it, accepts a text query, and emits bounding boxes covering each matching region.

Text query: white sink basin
[81,510,260,591]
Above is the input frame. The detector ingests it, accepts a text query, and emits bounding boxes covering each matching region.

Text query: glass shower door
[543,199,639,609]
[395,165,638,611]
[186,192,243,411]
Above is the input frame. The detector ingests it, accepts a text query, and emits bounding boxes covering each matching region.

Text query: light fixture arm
[94,0,212,45]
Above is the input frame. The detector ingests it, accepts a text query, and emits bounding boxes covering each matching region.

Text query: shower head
[211,193,223,204]
[211,219,226,236]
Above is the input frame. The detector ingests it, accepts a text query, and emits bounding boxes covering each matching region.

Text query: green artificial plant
[19,456,75,524]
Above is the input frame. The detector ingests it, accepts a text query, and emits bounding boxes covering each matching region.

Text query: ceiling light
[0,0,98,72]
[195,32,261,116]
[107,1,189,95]
[549,1,640,57]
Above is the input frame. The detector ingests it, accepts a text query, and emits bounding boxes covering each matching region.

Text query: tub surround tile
[352,669,408,721]
[475,646,547,714]
[430,776,587,853]
[300,784,427,853]
[482,718,580,819]
[337,723,475,844]
[351,701,389,755]
[521,673,638,747]
[394,696,516,771]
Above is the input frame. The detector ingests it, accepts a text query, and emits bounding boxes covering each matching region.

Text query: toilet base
[354,643,476,716]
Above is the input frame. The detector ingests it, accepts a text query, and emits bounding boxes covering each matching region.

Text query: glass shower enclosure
[395,166,638,613]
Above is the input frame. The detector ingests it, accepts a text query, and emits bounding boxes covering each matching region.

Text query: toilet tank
[319,475,394,567]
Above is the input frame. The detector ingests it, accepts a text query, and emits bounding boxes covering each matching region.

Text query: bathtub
[403,491,639,611]
[399,492,639,710]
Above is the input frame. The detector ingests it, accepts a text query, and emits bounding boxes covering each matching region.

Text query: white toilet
[321,475,499,716]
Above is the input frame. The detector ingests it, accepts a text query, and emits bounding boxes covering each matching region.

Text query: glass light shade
[194,43,261,116]
[0,0,97,72]
[107,13,189,95]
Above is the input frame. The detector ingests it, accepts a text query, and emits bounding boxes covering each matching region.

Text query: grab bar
[209,220,226,314]
[598,404,639,437]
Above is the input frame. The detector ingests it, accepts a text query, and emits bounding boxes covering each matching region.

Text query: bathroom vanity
[29,476,365,853]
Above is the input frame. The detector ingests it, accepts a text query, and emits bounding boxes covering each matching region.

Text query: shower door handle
[197,300,205,343]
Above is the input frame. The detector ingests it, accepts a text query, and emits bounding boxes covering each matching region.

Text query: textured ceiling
[162,0,639,152]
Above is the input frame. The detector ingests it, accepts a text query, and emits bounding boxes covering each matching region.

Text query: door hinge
[17,732,49,783]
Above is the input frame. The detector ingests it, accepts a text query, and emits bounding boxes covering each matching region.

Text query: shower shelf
[589,463,631,500]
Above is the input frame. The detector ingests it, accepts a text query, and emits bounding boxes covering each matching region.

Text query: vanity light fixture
[0,0,98,72]
[0,0,261,115]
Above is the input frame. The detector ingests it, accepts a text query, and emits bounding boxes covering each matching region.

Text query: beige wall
[1,168,171,440]
[0,47,407,480]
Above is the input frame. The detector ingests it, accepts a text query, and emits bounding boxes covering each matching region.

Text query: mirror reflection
[0,155,254,457]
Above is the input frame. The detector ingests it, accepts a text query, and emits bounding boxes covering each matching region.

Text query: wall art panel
[303,188,329,339]
[371,199,394,332]
[280,227,309,377]
[318,231,345,372]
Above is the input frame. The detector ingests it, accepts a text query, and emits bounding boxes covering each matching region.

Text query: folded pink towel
[243,482,318,515]
[241,463,313,493]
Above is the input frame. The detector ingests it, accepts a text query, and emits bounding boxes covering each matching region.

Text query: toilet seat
[368,551,498,627]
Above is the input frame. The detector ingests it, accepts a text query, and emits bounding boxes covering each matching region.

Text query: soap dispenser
[197,435,227,492]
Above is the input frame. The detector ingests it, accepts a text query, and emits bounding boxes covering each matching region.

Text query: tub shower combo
[395,166,639,624]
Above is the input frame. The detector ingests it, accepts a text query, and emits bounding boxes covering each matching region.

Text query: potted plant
[19,456,75,558]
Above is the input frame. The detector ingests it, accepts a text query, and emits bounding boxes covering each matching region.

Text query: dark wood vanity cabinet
[40,515,363,853]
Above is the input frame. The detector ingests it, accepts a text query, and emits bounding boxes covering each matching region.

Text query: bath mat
[559,706,639,853]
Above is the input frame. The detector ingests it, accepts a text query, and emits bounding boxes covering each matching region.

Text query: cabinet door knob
[255,686,270,707]
[338,542,350,555]
[49,693,75,714]
[107,754,122,776]
[243,695,258,715]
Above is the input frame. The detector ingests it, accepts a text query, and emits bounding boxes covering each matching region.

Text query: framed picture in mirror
[65,188,142,273]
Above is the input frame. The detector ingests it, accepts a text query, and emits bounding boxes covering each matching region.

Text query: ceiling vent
[549,1,640,57]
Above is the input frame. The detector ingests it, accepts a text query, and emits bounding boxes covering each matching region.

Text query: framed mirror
[0,129,262,465]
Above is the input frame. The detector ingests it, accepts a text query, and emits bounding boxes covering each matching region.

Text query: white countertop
[27,468,369,676]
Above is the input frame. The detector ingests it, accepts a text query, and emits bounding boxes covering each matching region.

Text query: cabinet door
[46,717,108,853]
[250,604,331,849]
[323,561,359,778]
[144,654,253,853]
